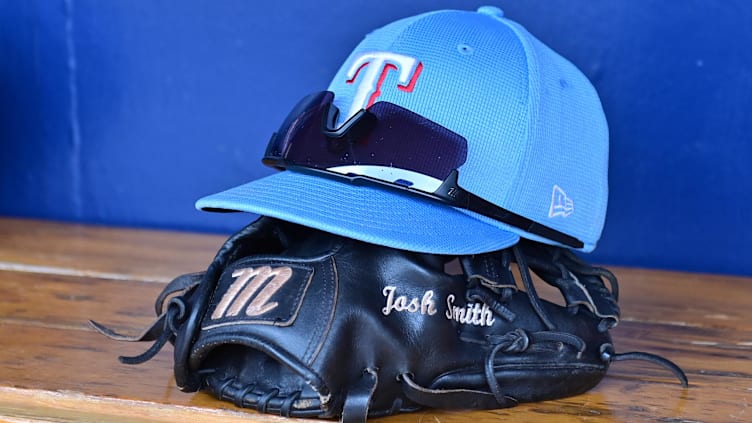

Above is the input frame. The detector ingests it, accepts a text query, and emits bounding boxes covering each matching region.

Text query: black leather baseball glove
[91,217,687,422]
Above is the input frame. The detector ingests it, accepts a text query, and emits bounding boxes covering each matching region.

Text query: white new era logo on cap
[549,185,574,218]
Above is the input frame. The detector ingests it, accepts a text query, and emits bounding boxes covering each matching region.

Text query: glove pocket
[188,254,341,418]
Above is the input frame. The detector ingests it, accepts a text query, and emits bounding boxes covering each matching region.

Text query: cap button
[477,6,504,19]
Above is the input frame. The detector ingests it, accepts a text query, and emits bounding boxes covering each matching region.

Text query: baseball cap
[196,6,609,254]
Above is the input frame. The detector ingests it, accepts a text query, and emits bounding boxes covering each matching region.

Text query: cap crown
[327,7,609,251]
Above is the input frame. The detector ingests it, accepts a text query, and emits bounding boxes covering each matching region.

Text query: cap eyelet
[457,43,474,55]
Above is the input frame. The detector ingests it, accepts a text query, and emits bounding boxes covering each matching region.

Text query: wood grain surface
[0,217,749,422]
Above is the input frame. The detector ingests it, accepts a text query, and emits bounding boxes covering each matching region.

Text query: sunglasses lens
[265,91,335,167]
[264,92,468,188]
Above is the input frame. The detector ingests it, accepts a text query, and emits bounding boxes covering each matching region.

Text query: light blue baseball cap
[197,6,609,254]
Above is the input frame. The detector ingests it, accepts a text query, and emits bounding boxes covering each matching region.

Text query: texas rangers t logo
[342,51,423,121]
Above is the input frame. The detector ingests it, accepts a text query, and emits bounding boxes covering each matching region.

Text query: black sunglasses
[262,91,583,249]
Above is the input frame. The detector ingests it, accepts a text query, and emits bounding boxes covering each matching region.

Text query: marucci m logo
[211,266,293,320]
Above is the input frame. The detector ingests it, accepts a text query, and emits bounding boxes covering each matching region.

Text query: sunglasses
[262,91,583,249]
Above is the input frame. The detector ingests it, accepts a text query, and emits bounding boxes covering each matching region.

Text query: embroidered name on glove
[381,286,495,327]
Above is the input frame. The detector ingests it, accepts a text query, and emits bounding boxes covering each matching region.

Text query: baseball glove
[91,217,687,422]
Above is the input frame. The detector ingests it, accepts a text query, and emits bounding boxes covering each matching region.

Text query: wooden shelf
[1,217,748,422]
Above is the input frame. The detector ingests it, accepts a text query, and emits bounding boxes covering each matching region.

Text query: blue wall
[1,1,750,276]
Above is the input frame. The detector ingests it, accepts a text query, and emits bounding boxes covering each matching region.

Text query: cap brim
[196,170,519,254]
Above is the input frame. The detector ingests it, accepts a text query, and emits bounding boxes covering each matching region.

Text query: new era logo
[549,185,574,218]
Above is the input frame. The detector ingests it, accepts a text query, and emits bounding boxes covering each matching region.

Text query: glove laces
[484,328,587,405]
[473,243,688,406]
[88,272,198,366]
[600,344,689,388]
[120,297,188,364]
